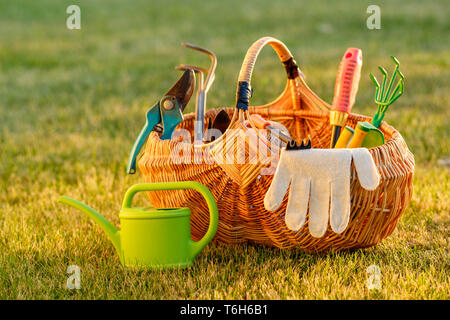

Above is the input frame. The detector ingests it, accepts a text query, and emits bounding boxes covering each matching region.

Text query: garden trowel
[126,69,195,174]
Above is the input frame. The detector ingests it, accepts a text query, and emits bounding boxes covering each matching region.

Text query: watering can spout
[58,196,122,261]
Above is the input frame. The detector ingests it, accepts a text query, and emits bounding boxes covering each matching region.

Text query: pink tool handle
[331,48,363,113]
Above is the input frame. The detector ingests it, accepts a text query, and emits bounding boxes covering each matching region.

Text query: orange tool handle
[331,48,363,114]
[248,114,292,144]
[249,114,270,129]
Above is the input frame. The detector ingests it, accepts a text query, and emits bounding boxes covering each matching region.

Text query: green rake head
[369,56,405,128]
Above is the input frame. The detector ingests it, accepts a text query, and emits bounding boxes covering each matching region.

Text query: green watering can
[59,182,218,268]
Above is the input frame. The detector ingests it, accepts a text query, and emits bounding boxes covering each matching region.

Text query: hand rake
[369,56,405,128]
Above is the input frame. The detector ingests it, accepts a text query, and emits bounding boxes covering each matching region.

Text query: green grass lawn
[0,0,448,299]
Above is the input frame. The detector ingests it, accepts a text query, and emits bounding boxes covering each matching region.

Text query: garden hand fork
[370,56,405,128]
[176,43,217,143]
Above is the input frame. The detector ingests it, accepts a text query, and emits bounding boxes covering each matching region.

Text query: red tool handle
[331,48,363,114]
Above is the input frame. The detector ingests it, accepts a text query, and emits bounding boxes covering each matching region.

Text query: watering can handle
[122,182,219,260]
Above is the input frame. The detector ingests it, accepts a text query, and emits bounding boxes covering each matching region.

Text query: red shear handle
[331,48,363,114]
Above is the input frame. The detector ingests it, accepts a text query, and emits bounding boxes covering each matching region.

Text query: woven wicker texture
[138,37,414,252]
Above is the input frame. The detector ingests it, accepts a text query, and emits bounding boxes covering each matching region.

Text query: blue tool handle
[160,120,180,140]
[126,124,152,174]
[159,97,184,140]
[126,105,161,174]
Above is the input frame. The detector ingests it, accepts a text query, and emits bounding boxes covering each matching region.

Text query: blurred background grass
[0,0,448,299]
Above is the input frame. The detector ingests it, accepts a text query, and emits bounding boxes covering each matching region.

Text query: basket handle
[235,36,301,111]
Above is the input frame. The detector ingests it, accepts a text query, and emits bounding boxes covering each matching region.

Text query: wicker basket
[138,37,415,252]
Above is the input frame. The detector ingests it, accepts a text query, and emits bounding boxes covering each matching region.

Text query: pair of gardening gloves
[264,148,380,238]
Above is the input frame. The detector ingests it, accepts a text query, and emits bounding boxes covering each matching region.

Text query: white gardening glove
[264,148,380,237]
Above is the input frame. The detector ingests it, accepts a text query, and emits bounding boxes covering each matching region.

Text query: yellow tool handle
[334,126,354,148]
[348,123,370,148]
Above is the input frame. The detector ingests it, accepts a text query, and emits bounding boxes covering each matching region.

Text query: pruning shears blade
[165,69,196,112]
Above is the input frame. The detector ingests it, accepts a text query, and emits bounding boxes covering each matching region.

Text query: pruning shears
[126,70,195,174]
